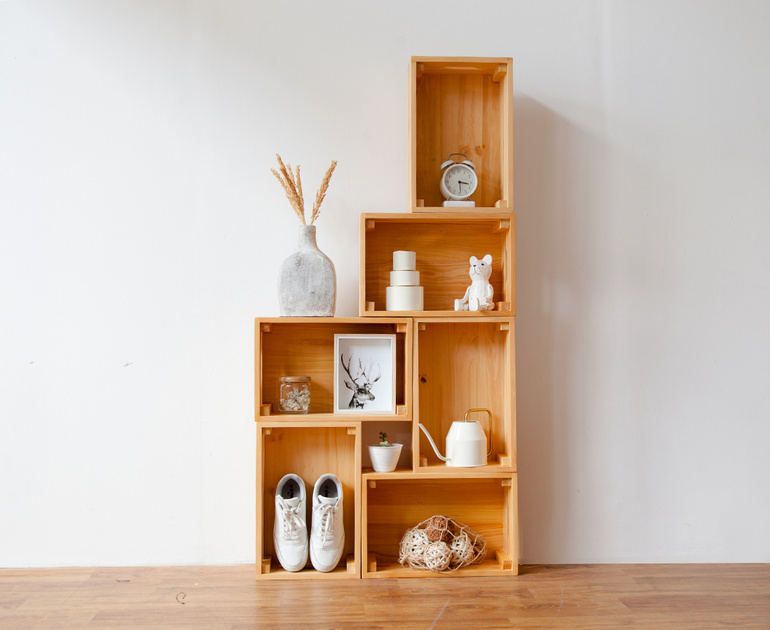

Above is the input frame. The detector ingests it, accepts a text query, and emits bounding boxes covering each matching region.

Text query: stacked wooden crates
[255,56,517,579]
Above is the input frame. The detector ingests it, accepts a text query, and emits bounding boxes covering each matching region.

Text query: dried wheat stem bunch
[271,154,337,226]
[271,154,305,224]
[310,160,337,225]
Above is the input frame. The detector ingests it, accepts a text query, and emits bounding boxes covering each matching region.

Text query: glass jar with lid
[279,376,311,414]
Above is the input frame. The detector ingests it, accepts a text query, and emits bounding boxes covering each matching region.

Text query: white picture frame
[334,334,396,414]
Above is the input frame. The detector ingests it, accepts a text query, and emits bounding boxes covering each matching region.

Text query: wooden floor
[1,564,769,629]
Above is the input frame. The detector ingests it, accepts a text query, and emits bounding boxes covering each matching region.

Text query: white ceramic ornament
[454,254,494,311]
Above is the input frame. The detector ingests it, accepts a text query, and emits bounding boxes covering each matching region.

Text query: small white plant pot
[368,444,403,473]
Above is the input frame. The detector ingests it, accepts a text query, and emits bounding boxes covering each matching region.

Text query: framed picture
[334,334,396,414]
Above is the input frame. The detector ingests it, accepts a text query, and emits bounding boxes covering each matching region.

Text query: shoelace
[278,498,303,541]
[314,503,336,547]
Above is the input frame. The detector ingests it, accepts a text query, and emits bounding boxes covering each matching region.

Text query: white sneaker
[273,474,308,572]
[310,474,345,572]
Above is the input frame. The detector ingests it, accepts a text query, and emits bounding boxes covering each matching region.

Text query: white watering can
[418,408,492,467]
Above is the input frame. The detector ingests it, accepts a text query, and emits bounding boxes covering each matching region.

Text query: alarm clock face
[442,163,477,200]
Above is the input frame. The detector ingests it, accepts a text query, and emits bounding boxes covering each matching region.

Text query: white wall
[1,0,768,567]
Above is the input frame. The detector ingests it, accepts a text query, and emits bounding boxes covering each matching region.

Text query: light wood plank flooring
[1,564,769,629]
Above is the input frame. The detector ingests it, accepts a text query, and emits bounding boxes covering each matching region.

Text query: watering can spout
[418,423,448,461]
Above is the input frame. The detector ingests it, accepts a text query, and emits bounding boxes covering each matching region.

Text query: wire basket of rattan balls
[398,515,486,573]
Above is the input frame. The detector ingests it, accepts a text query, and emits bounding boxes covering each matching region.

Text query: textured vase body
[278,225,336,317]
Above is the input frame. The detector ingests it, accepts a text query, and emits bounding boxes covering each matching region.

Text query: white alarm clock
[440,153,477,207]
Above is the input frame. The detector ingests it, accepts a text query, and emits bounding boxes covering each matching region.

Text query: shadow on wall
[514,95,607,563]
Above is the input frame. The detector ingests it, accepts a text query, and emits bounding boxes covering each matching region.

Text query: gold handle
[464,408,493,458]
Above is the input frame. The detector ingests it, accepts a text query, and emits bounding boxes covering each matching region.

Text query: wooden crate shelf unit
[254,55,518,580]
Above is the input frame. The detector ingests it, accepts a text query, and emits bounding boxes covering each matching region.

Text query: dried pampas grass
[271,154,337,225]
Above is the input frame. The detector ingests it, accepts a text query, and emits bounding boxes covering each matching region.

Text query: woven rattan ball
[399,527,429,565]
[425,515,448,542]
[406,528,429,555]
[429,515,447,530]
[449,531,474,567]
[425,528,442,542]
[423,541,452,572]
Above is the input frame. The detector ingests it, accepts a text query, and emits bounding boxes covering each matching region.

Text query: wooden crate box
[359,213,515,317]
[413,318,516,473]
[257,422,361,579]
[255,318,412,420]
[362,473,518,577]
[409,56,513,213]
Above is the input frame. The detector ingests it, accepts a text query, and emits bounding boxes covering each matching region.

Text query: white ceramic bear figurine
[454,254,495,311]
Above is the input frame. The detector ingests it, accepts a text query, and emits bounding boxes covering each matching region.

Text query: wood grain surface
[2,564,768,629]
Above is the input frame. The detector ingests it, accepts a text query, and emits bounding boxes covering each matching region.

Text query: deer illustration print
[340,353,381,409]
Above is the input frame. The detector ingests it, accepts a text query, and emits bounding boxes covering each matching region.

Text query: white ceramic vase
[278,225,336,317]
[368,443,403,473]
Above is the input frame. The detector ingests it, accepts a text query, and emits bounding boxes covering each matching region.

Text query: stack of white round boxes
[385,250,424,311]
